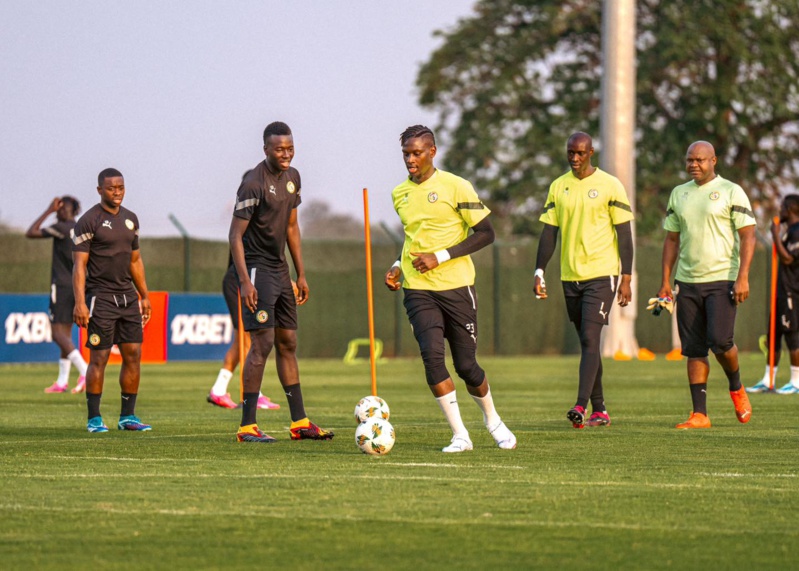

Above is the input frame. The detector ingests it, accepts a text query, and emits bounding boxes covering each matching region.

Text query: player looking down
[385,124,515,453]
[534,132,634,429]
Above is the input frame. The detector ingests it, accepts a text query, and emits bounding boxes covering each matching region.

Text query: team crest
[89,334,100,346]
[256,310,268,323]
[709,191,720,200]
[125,219,135,230]
[588,189,599,199]
[428,192,438,203]
[287,181,296,194]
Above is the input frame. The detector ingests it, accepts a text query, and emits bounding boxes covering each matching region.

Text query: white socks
[67,349,88,376]
[791,366,799,388]
[761,365,778,386]
[56,359,70,387]
[471,388,502,429]
[211,369,234,395]
[435,391,469,439]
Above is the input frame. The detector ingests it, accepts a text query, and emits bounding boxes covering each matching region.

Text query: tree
[417,0,799,237]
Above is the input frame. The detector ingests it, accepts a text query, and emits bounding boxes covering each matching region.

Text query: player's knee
[453,356,484,388]
[274,335,297,356]
[420,348,449,386]
[709,337,734,355]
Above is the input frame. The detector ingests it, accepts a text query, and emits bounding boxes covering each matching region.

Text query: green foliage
[1,356,796,569]
[418,0,799,236]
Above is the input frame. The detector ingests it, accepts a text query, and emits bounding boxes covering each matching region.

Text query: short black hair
[784,194,799,216]
[400,125,436,146]
[61,195,81,216]
[98,168,123,187]
[263,122,292,145]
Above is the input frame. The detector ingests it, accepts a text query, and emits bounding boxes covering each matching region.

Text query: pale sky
[0,1,476,239]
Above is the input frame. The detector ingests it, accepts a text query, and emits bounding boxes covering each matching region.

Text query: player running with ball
[385,124,515,453]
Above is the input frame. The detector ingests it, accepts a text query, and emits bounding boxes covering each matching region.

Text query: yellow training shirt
[539,168,634,281]
[392,169,490,290]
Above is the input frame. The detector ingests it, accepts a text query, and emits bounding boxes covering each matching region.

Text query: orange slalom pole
[363,188,378,397]
[769,216,779,390]
[237,288,245,402]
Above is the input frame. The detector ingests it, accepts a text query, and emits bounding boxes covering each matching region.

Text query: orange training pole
[769,216,779,390]
[363,188,378,396]
[237,288,245,402]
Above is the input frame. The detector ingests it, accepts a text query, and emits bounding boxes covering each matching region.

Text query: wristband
[534,268,545,279]
[434,250,451,264]
[391,260,401,269]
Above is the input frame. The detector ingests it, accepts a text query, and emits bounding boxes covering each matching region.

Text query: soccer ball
[354,395,390,424]
[355,418,395,455]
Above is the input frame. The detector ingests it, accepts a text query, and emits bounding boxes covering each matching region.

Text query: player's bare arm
[772,218,794,265]
[129,249,152,326]
[228,216,257,312]
[534,223,559,300]
[25,198,62,238]
[410,252,439,274]
[617,274,632,306]
[385,265,402,291]
[732,225,756,305]
[72,251,90,327]
[286,209,309,305]
[658,231,680,299]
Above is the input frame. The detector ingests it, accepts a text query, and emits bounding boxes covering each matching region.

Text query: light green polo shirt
[663,175,756,282]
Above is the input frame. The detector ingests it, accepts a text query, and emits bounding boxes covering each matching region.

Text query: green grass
[1,354,797,570]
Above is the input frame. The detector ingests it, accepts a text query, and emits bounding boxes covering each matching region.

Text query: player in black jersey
[229,121,333,443]
[26,196,89,394]
[748,194,799,394]
[72,168,152,433]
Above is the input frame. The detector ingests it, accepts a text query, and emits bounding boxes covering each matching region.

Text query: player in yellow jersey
[384,125,515,453]
[534,132,634,429]
[658,141,755,429]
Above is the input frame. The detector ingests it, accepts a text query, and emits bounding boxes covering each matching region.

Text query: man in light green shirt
[658,141,755,429]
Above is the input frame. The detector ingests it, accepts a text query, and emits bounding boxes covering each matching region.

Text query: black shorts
[675,280,736,358]
[85,293,143,350]
[222,265,240,324]
[562,276,618,326]
[49,284,74,324]
[767,290,799,351]
[241,266,297,331]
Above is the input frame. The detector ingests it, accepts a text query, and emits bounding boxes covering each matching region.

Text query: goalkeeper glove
[646,296,674,316]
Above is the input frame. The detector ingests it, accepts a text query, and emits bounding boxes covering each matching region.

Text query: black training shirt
[780,222,799,296]
[42,220,76,287]
[72,204,140,296]
[233,160,302,269]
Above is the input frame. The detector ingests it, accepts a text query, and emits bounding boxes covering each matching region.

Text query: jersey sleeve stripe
[456,202,485,210]
[42,227,65,239]
[235,198,260,211]
[731,205,755,218]
[608,200,632,213]
[542,202,556,214]
[72,231,94,245]
[666,208,675,217]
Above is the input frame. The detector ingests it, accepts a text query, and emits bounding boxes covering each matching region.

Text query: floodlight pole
[599,0,640,358]
[168,213,191,292]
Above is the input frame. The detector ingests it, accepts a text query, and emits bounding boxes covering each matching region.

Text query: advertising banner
[1,294,80,363]
[166,293,231,362]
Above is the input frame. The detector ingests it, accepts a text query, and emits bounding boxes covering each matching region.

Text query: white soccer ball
[354,395,390,424]
[355,418,395,455]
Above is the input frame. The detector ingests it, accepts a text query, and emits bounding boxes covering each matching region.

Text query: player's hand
[731,276,749,305]
[241,281,258,313]
[385,266,402,291]
[73,301,90,328]
[140,297,152,326]
[617,275,632,307]
[295,276,309,306]
[657,284,673,301]
[534,275,547,300]
[49,197,63,212]
[410,252,438,274]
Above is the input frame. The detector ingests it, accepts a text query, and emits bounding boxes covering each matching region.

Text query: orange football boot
[730,387,752,423]
[675,412,711,429]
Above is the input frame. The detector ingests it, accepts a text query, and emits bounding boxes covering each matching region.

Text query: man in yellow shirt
[659,141,755,429]
[534,132,634,428]
[384,125,515,453]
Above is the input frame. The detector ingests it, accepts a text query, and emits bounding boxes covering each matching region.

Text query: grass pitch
[1,354,797,570]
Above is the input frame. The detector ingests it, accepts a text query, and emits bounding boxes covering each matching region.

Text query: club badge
[428,192,438,203]
[125,219,135,230]
[287,181,296,194]
[256,310,268,323]
[89,334,100,346]
[709,191,720,200]
[588,189,599,199]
